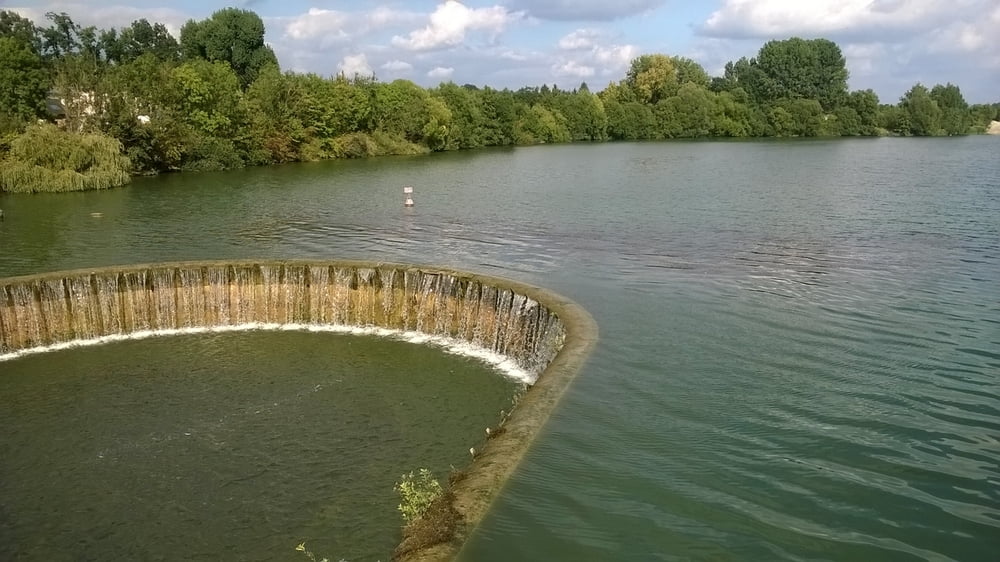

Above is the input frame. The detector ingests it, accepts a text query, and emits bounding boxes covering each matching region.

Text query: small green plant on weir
[295,542,352,562]
[394,468,443,524]
[294,542,328,562]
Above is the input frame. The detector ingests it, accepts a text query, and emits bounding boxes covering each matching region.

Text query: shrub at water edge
[395,468,443,524]
[0,123,131,193]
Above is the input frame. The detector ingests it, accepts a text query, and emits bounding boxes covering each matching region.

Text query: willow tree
[0,123,131,192]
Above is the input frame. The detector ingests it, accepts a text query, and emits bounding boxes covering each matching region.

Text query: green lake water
[1,137,998,561]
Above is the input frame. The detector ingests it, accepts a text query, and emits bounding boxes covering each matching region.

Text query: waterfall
[0,261,574,381]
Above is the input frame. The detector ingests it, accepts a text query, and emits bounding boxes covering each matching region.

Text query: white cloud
[558,29,602,50]
[701,0,948,38]
[427,66,455,78]
[553,60,595,78]
[556,30,639,77]
[278,6,420,43]
[505,0,665,21]
[926,18,996,56]
[551,36,638,84]
[842,43,886,77]
[283,8,350,41]
[366,6,422,28]
[392,0,522,51]
[499,49,530,61]
[338,54,373,78]
[382,60,414,72]
[593,44,639,67]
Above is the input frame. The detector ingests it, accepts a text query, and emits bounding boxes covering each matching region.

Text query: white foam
[0,323,537,384]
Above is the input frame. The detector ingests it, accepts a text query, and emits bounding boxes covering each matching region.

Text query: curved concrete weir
[0,260,597,560]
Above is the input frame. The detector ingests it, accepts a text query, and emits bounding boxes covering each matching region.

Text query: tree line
[1,8,997,192]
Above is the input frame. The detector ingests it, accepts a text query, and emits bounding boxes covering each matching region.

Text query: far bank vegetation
[1,9,998,192]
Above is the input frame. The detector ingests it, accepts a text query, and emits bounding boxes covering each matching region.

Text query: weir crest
[0,260,598,561]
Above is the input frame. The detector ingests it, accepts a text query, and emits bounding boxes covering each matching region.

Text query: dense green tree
[372,79,427,143]
[712,90,755,137]
[832,106,862,135]
[969,103,1000,132]
[180,8,277,88]
[244,64,309,162]
[547,87,608,141]
[166,58,249,170]
[515,104,570,144]
[673,57,711,90]
[599,80,636,104]
[602,99,657,140]
[657,83,717,138]
[99,53,179,115]
[31,12,109,132]
[513,85,542,106]
[51,53,106,131]
[170,59,243,137]
[98,28,123,63]
[433,82,488,149]
[764,98,825,136]
[784,98,826,136]
[712,57,765,99]
[102,19,179,64]
[0,37,49,126]
[848,89,880,135]
[39,12,86,59]
[0,10,41,52]
[479,87,518,146]
[765,105,795,137]
[624,54,678,105]
[900,83,942,136]
[624,54,714,107]
[753,37,848,110]
[877,103,910,136]
[92,53,191,172]
[930,83,970,135]
[293,73,372,141]
[421,96,452,151]
[372,79,452,150]
[600,98,626,138]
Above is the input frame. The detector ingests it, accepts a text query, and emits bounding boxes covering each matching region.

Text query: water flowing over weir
[0,260,597,561]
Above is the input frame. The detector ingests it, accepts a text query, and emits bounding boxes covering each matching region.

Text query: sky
[3,0,998,104]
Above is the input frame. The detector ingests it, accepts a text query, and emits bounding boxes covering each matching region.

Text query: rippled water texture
[0,331,519,560]
[2,137,999,561]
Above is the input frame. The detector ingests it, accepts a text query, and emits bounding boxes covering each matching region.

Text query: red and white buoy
[403,186,414,207]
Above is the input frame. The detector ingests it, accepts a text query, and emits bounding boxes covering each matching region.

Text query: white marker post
[403,186,414,207]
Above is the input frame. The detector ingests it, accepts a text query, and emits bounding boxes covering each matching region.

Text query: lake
[1,137,998,561]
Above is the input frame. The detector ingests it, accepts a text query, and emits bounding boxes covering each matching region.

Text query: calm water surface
[1,138,998,561]
[0,332,518,560]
